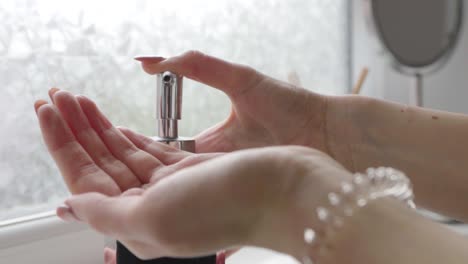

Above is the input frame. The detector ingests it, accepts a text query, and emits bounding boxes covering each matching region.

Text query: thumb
[63,192,140,237]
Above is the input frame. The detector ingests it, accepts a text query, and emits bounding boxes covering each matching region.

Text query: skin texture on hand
[35,88,244,262]
[34,50,468,263]
[58,146,351,260]
[34,85,349,260]
[35,51,343,199]
[327,96,468,222]
[35,51,345,263]
[35,89,222,197]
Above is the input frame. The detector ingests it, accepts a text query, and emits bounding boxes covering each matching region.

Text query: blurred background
[2,1,468,263]
[0,0,349,221]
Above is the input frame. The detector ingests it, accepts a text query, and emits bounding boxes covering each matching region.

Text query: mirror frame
[365,0,464,76]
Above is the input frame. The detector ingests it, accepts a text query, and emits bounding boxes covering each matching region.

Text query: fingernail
[34,100,48,114]
[48,88,60,103]
[134,55,166,62]
[56,204,79,222]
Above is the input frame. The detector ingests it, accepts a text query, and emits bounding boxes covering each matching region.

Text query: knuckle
[179,50,206,78]
[181,50,204,60]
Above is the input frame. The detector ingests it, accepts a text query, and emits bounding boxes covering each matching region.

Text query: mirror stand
[411,73,423,106]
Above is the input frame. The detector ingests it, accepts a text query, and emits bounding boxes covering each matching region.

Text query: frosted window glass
[0,0,348,221]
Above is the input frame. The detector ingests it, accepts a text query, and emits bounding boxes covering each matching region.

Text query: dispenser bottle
[116,72,216,264]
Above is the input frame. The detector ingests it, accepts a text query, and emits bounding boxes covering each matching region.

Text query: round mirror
[367,0,464,105]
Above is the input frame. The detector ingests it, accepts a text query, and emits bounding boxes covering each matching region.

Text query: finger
[118,126,225,186]
[65,192,139,237]
[56,205,79,222]
[104,248,117,264]
[118,127,190,164]
[48,87,60,103]
[34,99,48,114]
[77,95,165,184]
[52,90,141,190]
[36,103,120,195]
[135,50,264,98]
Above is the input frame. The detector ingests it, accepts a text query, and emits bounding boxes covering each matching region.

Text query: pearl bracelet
[302,167,416,264]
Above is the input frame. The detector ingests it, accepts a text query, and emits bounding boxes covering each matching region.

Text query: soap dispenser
[152,71,195,151]
[116,72,216,264]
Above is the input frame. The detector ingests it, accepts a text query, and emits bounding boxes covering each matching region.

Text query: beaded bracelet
[302,167,416,264]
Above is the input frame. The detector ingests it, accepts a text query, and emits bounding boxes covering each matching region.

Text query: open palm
[35,51,332,263]
[35,89,225,263]
[35,89,220,197]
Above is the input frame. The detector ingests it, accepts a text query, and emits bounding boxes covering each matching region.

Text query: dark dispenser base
[116,242,216,264]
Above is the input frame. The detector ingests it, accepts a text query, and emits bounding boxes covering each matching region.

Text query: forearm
[330,198,468,264]
[286,175,468,263]
[327,96,468,221]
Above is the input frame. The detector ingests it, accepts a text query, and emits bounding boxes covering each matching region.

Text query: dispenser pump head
[156,71,183,139]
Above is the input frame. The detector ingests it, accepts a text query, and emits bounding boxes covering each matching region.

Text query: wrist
[290,166,416,263]
[282,162,353,260]
[325,95,376,171]
[243,148,353,258]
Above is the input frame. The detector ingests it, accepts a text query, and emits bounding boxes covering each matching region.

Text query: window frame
[12,2,467,263]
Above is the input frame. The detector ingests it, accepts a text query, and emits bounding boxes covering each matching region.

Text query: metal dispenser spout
[154,71,195,152]
[157,71,182,139]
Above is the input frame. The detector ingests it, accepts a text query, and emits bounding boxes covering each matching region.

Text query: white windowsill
[0,211,104,264]
[0,211,85,248]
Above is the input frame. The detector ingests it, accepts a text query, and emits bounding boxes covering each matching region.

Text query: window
[0,0,350,221]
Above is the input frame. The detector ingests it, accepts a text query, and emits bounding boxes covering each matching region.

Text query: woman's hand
[33,88,352,260]
[35,89,228,263]
[59,146,352,260]
[135,51,332,154]
[136,51,468,222]
[35,89,221,196]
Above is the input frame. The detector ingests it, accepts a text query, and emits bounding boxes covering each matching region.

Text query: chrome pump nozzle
[156,71,182,139]
[154,71,195,152]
